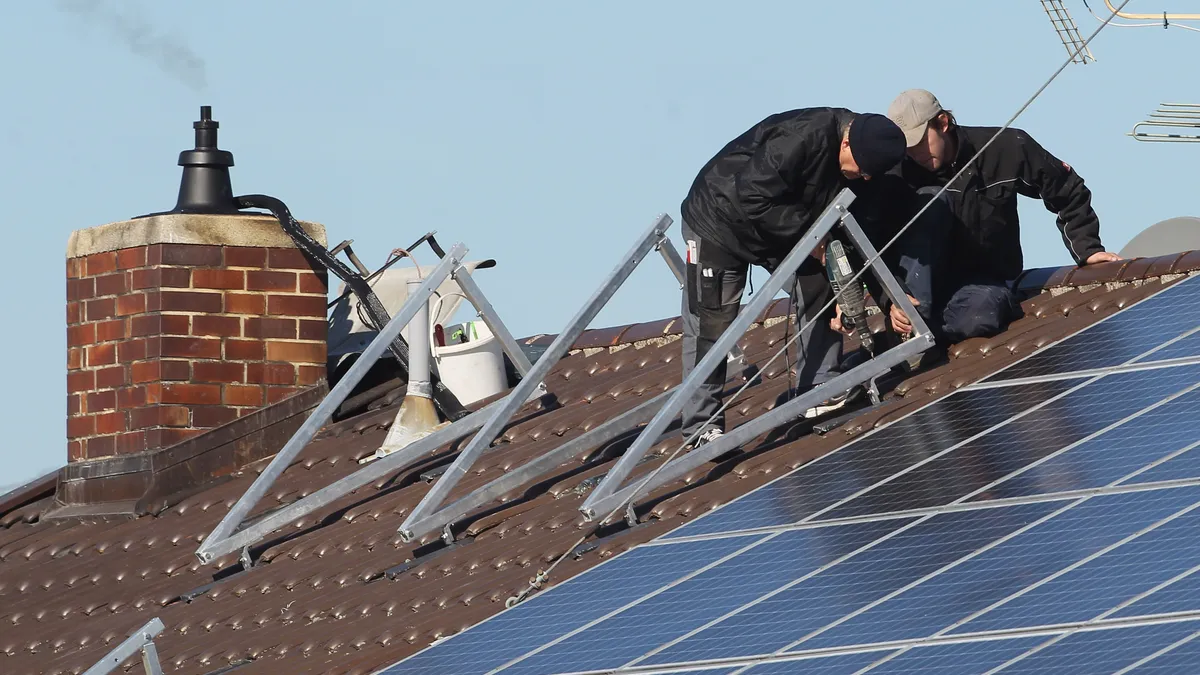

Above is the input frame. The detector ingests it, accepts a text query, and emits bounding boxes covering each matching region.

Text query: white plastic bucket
[433,320,507,406]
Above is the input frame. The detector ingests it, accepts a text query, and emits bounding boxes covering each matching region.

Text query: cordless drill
[826,239,874,354]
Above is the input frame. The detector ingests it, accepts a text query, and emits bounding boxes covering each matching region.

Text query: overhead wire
[503,0,1133,610]
[1083,0,1200,30]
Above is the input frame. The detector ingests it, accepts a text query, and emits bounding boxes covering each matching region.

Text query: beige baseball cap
[887,89,942,147]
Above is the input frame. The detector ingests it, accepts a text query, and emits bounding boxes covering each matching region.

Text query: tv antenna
[1130,102,1200,142]
[1041,1,1097,63]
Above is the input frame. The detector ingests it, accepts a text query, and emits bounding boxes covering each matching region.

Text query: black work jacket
[900,125,1104,281]
[680,107,857,269]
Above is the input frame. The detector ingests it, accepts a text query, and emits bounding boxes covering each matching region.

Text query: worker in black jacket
[883,89,1121,351]
[678,107,907,448]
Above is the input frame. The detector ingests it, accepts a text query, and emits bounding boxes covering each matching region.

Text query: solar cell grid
[818,364,1200,521]
[493,519,908,674]
[639,502,1058,666]
[376,534,759,675]
[661,378,1083,541]
[987,274,1200,382]
[967,386,1200,502]
[1141,327,1200,363]
[947,498,1200,635]
[1114,559,1200,620]
[987,619,1200,674]
[793,487,1200,650]
[1126,628,1200,672]
[1133,435,1200,486]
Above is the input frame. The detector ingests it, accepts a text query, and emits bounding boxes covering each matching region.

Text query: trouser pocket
[685,237,745,342]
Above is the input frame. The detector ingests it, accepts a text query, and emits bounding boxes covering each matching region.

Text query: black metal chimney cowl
[137,106,240,218]
[173,106,238,214]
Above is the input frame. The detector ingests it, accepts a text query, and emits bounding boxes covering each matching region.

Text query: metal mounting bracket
[82,617,165,675]
[579,188,935,523]
[395,214,675,543]
[193,245,469,565]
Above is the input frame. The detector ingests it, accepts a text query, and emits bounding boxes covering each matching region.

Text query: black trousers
[679,221,842,440]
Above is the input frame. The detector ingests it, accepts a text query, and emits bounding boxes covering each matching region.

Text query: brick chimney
[65,214,330,462]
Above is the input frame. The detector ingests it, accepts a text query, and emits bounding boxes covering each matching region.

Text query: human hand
[1084,251,1122,265]
[890,295,920,335]
[830,304,852,335]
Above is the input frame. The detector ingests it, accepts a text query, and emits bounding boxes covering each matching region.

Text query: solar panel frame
[950,620,1200,674]
[852,636,1044,674]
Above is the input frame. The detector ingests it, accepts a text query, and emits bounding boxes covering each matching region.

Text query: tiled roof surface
[2,251,1199,675]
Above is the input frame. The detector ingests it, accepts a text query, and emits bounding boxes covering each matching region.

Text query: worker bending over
[883,89,1120,355]
[678,107,907,448]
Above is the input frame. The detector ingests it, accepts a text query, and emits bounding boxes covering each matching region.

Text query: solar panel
[1116,565,1200,618]
[1150,328,1200,362]
[486,520,906,674]
[376,534,759,675]
[380,278,1200,675]
[986,274,1200,382]
[790,487,1200,650]
[1136,441,1200,487]
[948,500,1200,634]
[660,378,1086,541]
[971,385,1200,500]
[970,620,1200,674]
[1125,627,1200,672]
[817,364,1200,521]
[639,503,1064,666]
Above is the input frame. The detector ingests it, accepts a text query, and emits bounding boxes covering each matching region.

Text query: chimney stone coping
[66,213,327,259]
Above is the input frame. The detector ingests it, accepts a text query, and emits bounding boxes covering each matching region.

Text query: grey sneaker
[803,385,864,419]
[692,427,724,449]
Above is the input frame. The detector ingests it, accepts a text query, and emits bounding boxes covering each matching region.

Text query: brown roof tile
[1,254,1196,674]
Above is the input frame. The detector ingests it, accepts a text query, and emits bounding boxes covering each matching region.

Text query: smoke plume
[56,0,208,92]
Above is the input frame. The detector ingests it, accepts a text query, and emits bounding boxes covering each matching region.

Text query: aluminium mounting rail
[579,187,935,523]
[82,617,165,675]
[395,213,676,542]
[397,189,933,544]
[194,245,469,566]
[193,214,680,566]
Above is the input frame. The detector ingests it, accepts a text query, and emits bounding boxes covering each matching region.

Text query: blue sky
[2,1,1197,488]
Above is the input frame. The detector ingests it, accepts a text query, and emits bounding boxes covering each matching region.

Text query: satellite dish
[1118,216,1200,258]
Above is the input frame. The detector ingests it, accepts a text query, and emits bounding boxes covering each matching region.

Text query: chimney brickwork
[65,215,329,463]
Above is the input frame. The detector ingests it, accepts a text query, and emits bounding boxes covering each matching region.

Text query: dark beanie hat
[848,113,907,177]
